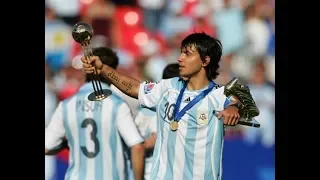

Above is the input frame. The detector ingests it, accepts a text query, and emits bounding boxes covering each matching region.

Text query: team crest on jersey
[144,82,156,94]
[197,110,209,125]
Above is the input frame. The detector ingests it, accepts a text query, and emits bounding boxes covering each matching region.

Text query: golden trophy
[224,77,261,128]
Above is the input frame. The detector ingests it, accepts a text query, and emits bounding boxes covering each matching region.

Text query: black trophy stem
[87,47,104,96]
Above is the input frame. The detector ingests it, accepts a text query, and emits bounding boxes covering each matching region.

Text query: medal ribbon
[173,81,216,122]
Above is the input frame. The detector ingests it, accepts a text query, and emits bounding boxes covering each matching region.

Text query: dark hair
[181,32,223,80]
[162,63,180,79]
[86,47,119,84]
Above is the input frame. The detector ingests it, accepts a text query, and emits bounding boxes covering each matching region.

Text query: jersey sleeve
[212,86,232,111]
[149,115,157,134]
[116,103,144,148]
[138,81,164,109]
[45,91,57,128]
[45,102,66,150]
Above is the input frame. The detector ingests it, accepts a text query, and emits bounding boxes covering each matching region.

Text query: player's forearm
[143,133,156,151]
[131,143,145,180]
[101,65,141,98]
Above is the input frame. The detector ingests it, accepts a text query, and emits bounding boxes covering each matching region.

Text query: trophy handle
[214,110,261,128]
[237,118,260,128]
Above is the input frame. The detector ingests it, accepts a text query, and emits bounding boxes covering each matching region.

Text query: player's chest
[158,92,219,127]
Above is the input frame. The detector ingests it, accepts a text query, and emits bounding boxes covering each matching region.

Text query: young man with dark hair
[82,33,256,179]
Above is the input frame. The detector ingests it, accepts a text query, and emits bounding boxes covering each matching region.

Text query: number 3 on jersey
[80,118,100,158]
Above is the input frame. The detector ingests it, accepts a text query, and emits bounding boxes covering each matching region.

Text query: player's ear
[202,56,210,67]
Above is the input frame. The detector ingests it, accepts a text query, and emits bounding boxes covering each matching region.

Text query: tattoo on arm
[102,65,140,98]
[106,70,134,92]
[107,71,120,84]
[121,80,133,92]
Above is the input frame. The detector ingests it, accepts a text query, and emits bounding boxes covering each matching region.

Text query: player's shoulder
[208,82,225,95]
[161,77,185,90]
[138,105,156,115]
[140,77,184,94]
[107,91,128,105]
[210,81,224,90]
[61,93,78,104]
[144,77,181,86]
[214,83,223,89]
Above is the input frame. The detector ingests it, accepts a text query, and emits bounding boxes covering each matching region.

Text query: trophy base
[214,110,261,128]
[238,118,260,128]
[88,89,112,101]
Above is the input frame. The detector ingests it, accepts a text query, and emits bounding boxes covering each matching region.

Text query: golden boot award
[224,77,261,128]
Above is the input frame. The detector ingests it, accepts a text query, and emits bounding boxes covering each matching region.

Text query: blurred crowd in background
[45,0,275,179]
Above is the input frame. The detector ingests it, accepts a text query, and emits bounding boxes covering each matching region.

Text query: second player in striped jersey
[45,47,145,180]
[133,63,180,180]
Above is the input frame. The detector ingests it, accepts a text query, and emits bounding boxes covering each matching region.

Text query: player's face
[178,45,203,78]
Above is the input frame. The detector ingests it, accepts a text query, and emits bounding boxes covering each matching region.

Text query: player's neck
[186,71,210,91]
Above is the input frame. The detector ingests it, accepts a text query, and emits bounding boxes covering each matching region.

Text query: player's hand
[81,56,103,74]
[218,106,240,126]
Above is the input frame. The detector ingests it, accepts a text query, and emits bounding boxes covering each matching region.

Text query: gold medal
[170,121,179,131]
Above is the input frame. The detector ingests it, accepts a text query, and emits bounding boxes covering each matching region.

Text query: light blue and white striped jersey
[134,106,157,180]
[134,106,157,141]
[138,77,230,180]
[45,83,144,180]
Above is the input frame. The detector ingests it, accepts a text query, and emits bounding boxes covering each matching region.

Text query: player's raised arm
[81,56,141,99]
